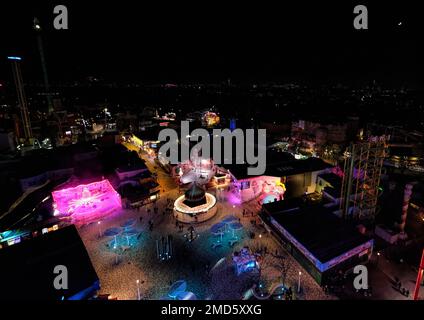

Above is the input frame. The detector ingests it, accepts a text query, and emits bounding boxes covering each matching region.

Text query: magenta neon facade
[52,179,122,223]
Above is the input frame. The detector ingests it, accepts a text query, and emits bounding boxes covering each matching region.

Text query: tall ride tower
[33,18,54,114]
[340,136,387,221]
[8,56,32,141]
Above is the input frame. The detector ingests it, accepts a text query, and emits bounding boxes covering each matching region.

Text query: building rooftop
[228,156,332,180]
[0,225,99,300]
[262,199,371,263]
[318,172,342,187]
[116,162,148,173]
[17,150,74,179]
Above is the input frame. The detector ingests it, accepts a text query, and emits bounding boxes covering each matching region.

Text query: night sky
[0,1,423,84]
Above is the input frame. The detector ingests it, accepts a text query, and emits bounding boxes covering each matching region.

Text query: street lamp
[97,221,102,238]
[297,271,302,293]
[114,250,119,265]
[104,108,108,128]
[113,236,119,265]
[136,279,141,300]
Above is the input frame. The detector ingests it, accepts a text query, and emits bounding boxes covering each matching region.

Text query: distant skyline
[1,1,423,85]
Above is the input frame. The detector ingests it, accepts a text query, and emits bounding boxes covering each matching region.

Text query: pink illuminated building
[52,179,122,223]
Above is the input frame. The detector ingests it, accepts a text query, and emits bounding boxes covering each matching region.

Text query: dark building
[0,225,100,300]
[260,198,373,285]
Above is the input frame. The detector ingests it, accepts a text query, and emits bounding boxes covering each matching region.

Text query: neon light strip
[174,193,216,214]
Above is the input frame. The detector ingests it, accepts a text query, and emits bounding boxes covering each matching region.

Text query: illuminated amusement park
[2,121,424,301]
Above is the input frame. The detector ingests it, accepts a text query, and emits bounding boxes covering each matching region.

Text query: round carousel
[174,184,217,223]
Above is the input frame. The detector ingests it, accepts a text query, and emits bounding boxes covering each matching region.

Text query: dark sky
[0,1,423,84]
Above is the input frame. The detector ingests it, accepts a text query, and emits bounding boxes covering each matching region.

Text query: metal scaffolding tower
[340,137,387,221]
[8,56,33,141]
[34,18,54,114]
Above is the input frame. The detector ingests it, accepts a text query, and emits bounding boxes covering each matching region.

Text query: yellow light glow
[174,193,217,214]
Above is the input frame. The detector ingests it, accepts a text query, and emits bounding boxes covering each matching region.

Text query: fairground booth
[52,179,122,224]
[260,198,374,285]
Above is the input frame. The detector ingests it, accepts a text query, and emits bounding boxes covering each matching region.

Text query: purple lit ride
[52,179,122,224]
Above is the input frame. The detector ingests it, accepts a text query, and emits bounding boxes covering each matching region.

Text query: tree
[276,255,291,287]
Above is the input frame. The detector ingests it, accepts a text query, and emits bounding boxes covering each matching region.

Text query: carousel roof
[184,184,205,201]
